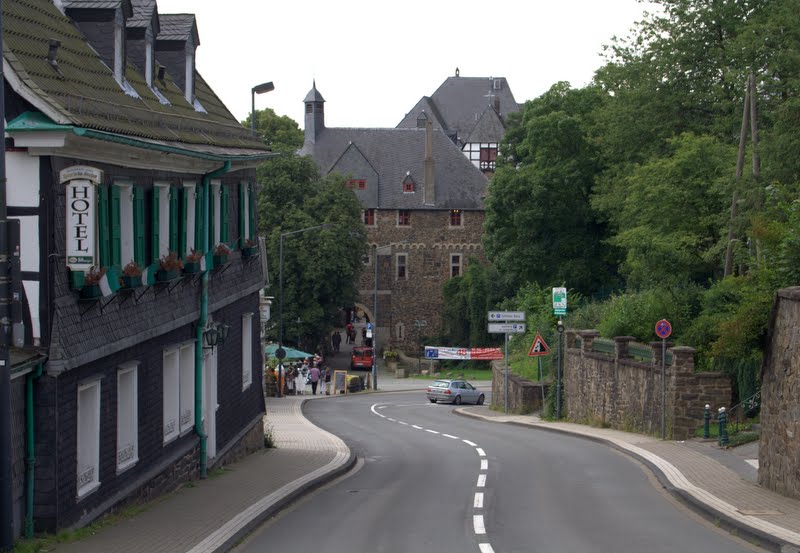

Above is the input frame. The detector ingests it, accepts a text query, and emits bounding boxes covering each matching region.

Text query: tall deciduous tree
[257,155,366,350]
[484,83,619,296]
[243,108,303,153]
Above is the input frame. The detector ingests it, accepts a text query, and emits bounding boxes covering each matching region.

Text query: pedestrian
[361,326,367,345]
[345,322,354,344]
[332,331,341,353]
[286,364,296,395]
[319,366,328,396]
[309,363,321,395]
[296,364,307,395]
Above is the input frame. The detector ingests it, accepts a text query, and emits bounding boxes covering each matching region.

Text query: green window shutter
[169,186,179,254]
[109,185,121,269]
[97,185,110,267]
[248,184,257,242]
[208,187,216,248]
[238,182,246,248]
[180,187,188,257]
[221,185,229,247]
[151,187,160,263]
[133,187,145,266]
[195,185,206,253]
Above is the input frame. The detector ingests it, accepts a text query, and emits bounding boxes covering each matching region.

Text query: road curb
[454,408,798,553]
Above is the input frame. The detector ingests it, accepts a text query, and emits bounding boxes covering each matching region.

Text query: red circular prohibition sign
[655,319,672,339]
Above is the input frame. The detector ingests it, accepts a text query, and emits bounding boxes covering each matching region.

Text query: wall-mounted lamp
[202,321,230,350]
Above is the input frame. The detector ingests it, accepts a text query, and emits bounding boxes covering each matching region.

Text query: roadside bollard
[718,407,729,447]
[703,404,711,439]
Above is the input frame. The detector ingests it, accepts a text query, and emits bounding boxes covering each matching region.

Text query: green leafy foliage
[243,108,303,153]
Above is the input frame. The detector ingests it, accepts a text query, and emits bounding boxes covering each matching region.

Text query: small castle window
[403,174,415,193]
[450,210,462,227]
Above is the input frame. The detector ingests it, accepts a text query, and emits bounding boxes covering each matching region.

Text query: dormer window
[416,112,428,129]
[346,179,366,190]
[402,174,415,193]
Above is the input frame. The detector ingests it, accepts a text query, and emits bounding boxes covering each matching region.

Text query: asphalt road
[234,391,764,553]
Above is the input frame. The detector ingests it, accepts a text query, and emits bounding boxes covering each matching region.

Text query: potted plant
[213,243,231,266]
[157,251,183,281]
[184,250,203,274]
[242,238,258,258]
[121,261,143,288]
[383,350,399,373]
[81,265,105,299]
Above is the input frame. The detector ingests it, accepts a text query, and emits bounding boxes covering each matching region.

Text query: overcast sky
[157,0,656,130]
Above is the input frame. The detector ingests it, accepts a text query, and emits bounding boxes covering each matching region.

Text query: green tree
[243,108,303,153]
[257,155,365,349]
[600,133,736,288]
[484,83,619,296]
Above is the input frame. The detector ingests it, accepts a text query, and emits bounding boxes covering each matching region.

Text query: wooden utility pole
[724,73,760,277]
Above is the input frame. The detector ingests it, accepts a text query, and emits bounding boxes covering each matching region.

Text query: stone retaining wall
[759,287,800,499]
[491,361,549,414]
[564,331,732,440]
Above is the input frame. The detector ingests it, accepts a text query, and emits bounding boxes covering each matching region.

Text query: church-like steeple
[303,80,325,145]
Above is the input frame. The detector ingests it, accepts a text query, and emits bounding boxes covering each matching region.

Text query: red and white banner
[424,347,503,360]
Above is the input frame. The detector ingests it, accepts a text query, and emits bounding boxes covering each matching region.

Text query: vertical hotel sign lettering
[60,166,103,270]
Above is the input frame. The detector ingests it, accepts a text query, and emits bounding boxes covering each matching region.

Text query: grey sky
[157,0,657,129]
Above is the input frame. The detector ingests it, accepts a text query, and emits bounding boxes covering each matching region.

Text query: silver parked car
[426,379,485,405]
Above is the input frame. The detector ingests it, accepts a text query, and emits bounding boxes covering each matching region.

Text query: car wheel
[429,399,436,403]
[477,394,485,405]
[454,395,462,405]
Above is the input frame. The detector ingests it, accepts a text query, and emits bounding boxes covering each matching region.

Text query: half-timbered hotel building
[4,0,271,536]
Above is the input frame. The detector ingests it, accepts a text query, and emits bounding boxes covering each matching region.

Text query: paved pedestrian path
[43,345,800,553]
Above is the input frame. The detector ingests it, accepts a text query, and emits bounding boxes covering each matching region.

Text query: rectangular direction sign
[488,322,526,334]
[488,311,525,322]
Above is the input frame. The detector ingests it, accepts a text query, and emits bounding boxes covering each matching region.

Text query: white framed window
[179,345,195,434]
[115,182,135,267]
[396,253,408,280]
[242,313,253,390]
[117,363,139,473]
[77,379,101,499]
[184,183,197,254]
[163,349,179,444]
[450,253,463,278]
[163,344,196,444]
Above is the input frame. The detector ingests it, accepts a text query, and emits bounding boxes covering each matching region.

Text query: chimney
[424,121,435,206]
[303,81,326,145]
[156,14,200,104]
[126,0,159,87]
[63,0,133,85]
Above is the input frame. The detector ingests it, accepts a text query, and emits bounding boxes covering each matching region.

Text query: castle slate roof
[300,127,488,211]
[397,75,520,146]
[2,0,264,154]
[466,105,507,144]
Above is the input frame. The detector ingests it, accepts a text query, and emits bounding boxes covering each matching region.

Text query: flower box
[213,254,228,266]
[184,261,201,274]
[242,246,258,258]
[121,275,141,288]
[80,283,102,299]
[157,269,180,282]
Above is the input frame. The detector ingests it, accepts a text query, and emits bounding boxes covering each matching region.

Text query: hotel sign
[60,166,103,270]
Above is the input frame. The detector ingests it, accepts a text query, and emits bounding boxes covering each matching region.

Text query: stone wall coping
[670,345,697,354]
[777,286,800,301]
[578,330,601,338]
[613,335,637,343]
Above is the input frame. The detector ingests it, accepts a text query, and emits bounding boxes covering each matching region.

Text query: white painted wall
[7,151,39,207]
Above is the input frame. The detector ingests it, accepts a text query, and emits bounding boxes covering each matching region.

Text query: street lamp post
[296,316,301,349]
[372,243,402,391]
[278,224,329,397]
[251,81,275,133]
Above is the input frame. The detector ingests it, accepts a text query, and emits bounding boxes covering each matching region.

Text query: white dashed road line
[371,402,494,553]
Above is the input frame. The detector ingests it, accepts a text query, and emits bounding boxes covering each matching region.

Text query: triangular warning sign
[528,333,550,356]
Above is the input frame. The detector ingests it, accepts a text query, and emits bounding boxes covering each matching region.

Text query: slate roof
[157,13,198,44]
[2,0,265,153]
[397,75,520,146]
[127,0,157,30]
[466,105,507,144]
[300,126,488,210]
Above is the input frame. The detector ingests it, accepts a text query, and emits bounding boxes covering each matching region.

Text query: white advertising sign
[65,179,97,269]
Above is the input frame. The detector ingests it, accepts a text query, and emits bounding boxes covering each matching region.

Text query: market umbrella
[264,343,313,360]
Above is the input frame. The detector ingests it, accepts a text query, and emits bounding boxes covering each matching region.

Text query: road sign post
[488,311,526,415]
[488,322,526,334]
[655,319,672,439]
[556,320,564,419]
[552,287,567,316]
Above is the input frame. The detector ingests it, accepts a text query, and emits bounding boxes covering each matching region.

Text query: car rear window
[431,380,449,388]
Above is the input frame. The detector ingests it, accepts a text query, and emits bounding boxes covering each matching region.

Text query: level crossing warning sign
[528,333,550,357]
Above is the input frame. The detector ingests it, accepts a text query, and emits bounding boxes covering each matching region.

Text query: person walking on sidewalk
[309,364,321,395]
[332,331,341,353]
[319,366,329,395]
[345,322,354,344]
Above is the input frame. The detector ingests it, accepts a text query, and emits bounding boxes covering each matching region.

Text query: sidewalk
[47,358,800,553]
